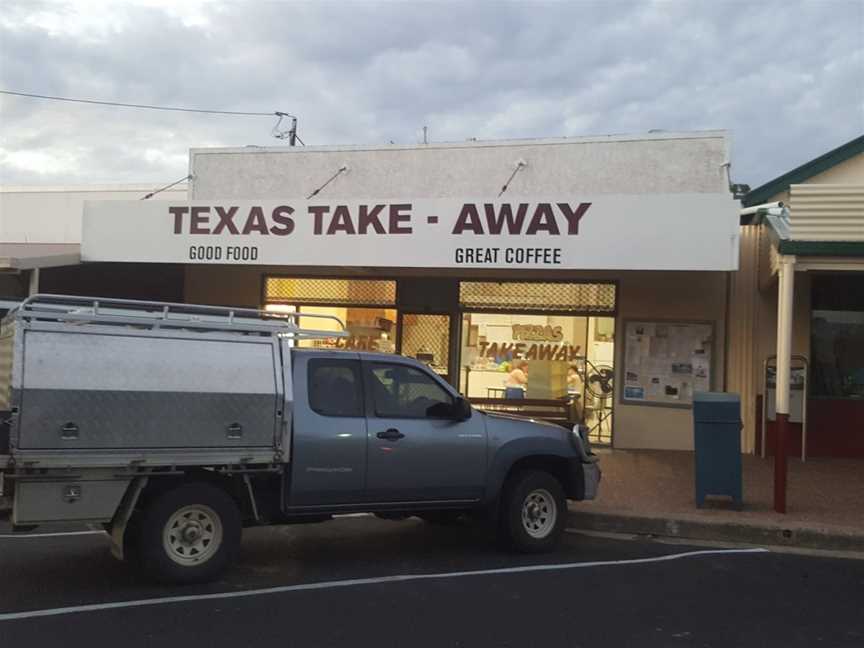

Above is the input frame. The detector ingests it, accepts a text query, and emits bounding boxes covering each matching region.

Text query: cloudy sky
[1,0,862,189]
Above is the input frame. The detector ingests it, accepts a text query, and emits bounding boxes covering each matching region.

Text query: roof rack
[13,294,348,339]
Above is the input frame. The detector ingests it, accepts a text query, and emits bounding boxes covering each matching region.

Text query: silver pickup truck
[0,295,600,583]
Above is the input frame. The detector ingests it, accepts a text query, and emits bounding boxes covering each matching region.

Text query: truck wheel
[136,482,241,584]
[499,470,565,553]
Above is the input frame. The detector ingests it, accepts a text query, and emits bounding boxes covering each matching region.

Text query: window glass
[308,359,363,417]
[459,311,615,445]
[812,310,864,398]
[811,275,864,399]
[266,277,396,306]
[459,312,602,400]
[401,313,450,379]
[265,304,397,353]
[370,364,452,418]
[459,281,616,313]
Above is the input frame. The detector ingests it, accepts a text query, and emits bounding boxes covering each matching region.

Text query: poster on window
[621,320,713,408]
[765,365,806,423]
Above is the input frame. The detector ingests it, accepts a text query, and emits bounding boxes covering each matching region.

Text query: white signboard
[82,194,738,270]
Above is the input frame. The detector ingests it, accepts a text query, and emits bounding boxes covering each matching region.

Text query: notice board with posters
[621,320,714,408]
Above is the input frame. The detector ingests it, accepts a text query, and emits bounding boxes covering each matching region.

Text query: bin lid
[692,391,741,423]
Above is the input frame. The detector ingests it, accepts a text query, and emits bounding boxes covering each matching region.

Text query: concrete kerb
[567,511,864,554]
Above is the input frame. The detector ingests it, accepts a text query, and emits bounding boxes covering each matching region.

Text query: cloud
[0,0,862,188]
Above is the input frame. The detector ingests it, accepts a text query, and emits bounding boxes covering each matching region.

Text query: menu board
[621,320,713,407]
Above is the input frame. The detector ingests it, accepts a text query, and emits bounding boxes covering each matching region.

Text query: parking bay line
[0,547,768,622]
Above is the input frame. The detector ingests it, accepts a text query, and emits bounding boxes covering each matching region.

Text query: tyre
[498,470,566,553]
[135,482,241,584]
[120,514,142,566]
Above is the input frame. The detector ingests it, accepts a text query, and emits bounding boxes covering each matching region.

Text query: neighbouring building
[0,183,187,310]
[729,135,864,458]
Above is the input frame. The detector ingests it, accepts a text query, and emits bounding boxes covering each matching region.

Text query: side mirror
[426,397,472,420]
[453,397,472,421]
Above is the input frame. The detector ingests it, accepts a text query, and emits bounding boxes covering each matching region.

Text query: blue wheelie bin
[692,392,743,509]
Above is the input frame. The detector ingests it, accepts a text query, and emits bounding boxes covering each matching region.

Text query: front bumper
[581,459,601,500]
[566,456,601,501]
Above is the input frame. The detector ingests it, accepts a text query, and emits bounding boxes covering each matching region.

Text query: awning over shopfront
[0,243,81,271]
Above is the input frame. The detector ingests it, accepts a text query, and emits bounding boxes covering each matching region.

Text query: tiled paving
[576,449,864,534]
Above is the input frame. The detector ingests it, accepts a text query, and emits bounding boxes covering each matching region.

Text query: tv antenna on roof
[272,112,304,145]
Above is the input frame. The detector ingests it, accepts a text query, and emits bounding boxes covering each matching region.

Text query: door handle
[377,428,405,441]
[60,422,79,440]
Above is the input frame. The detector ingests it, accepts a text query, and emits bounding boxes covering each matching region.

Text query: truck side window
[308,359,363,417]
[370,363,453,419]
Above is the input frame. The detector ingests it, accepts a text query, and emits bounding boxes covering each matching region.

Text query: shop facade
[3,131,740,450]
[77,131,736,449]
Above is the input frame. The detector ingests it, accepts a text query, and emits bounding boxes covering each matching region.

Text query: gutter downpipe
[774,253,796,513]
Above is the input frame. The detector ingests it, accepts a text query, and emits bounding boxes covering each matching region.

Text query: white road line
[0,530,105,539]
[0,547,768,622]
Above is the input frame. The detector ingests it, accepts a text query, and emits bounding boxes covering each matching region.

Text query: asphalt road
[1,516,862,647]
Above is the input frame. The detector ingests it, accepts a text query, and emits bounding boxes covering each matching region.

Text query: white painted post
[28,268,40,296]
[774,255,796,513]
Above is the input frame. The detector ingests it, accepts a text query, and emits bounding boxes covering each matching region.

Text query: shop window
[369,363,453,419]
[812,312,864,398]
[266,277,395,306]
[459,312,614,444]
[307,359,363,417]
[400,314,450,378]
[459,281,616,313]
[811,274,864,399]
[264,276,397,353]
[266,304,398,353]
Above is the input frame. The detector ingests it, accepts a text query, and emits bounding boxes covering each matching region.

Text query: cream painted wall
[185,264,268,308]
[0,185,187,243]
[726,226,761,452]
[805,153,864,185]
[612,271,727,450]
[191,132,730,200]
[759,152,864,207]
[727,227,813,453]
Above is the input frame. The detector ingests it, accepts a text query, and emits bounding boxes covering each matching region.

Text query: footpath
[568,449,864,553]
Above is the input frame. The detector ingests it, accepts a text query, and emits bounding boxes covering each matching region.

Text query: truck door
[288,353,368,506]
[362,359,486,503]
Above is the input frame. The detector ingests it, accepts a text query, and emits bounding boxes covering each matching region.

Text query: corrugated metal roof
[789,184,864,242]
